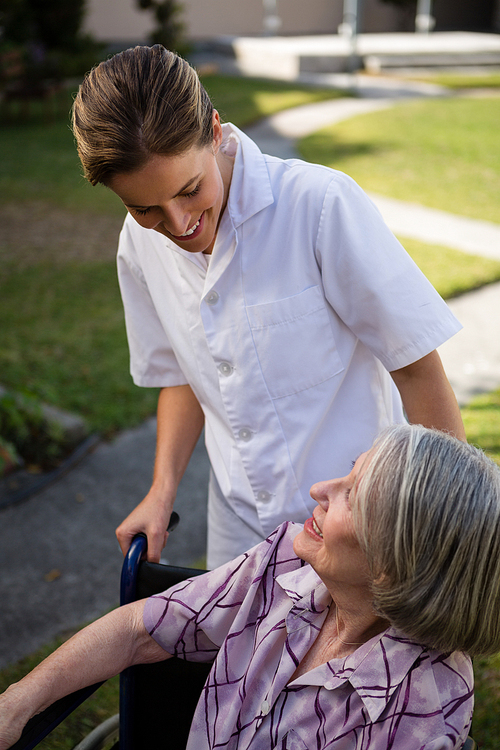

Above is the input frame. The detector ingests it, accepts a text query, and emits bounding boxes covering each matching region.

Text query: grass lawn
[403,71,500,89]
[400,236,500,299]
[298,96,500,223]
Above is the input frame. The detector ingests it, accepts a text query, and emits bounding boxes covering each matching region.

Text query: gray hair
[72,45,214,186]
[353,424,500,657]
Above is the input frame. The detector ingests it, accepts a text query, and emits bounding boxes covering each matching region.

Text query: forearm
[150,384,205,498]
[116,384,205,560]
[390,350,466,441]
[0,601,169,748]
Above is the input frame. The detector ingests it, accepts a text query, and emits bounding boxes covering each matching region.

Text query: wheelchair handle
[120,512,180,606]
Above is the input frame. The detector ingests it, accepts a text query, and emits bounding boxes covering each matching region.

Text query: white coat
[117,124,461,567]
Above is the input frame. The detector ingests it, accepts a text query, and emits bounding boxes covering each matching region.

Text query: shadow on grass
[299,130,393,163]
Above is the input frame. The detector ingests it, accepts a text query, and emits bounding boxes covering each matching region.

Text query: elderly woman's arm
[390,350,466,441]
[0,600,170,750]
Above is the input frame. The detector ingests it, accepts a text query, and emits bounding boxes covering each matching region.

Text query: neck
[333,605,387,649]
[323,582,388,653]
[216,148,234,217]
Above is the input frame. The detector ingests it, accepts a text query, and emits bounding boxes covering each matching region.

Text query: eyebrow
[125,172,203,209]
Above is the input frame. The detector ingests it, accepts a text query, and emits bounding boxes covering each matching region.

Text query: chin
[293,530,311,564]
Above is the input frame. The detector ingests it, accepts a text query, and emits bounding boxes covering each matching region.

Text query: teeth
[312,518,323,538]
[181,220,200,237]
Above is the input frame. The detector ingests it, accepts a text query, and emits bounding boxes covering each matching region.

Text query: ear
[212,110,223,154]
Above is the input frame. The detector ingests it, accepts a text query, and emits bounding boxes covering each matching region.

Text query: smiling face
[293,452,372,590]
[107,112,232,255]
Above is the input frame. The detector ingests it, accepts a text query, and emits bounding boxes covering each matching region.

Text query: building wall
[82,0,155,43]
[361,0,414,33]
[82,0,409,44]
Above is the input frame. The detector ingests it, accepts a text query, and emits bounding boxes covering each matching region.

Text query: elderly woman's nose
[310,480,333,505]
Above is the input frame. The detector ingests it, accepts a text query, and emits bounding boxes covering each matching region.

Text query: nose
[310,479,335,509]
[154,204,192,237]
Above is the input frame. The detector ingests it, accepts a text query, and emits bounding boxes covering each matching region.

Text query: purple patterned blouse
[143,523,473,749]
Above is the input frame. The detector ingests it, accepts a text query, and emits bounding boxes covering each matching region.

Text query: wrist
[1,681,40,732]
[149,477,177,504]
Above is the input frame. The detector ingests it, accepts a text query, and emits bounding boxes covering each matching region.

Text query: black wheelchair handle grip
[167,511,180,533]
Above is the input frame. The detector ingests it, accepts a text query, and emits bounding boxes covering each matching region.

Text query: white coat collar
[222,122,275,228]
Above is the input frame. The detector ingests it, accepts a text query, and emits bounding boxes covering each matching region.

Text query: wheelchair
[11,522,478,750]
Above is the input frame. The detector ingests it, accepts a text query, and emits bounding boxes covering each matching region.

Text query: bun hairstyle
[72,45,214,186]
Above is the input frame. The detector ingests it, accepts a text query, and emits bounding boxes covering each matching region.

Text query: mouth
[312,516,323,538]
[181,219,200,236]
[172,214,203,241]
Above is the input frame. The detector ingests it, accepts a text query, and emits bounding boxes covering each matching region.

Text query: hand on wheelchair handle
[116,489,180,563]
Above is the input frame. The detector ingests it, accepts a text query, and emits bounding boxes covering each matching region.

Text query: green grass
[0,118,121,215]
[202,73,345,126]
[298,96,500,224]
[405,72,500,89]
[0,262,159,434]
[462,389,500,466]
[472,651,500,749]
[399,236,500,299]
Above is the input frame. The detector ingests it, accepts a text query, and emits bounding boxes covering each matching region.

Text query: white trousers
[206,471,266,569]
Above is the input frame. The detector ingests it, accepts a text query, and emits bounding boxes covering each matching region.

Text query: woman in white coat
[72,45,465,568]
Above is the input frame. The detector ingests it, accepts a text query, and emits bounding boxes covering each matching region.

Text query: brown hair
[72,45,214,186]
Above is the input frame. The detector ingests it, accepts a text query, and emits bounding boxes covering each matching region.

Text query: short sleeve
[315,173,462,371]
[117,216,188,388]
[143,522,302,661]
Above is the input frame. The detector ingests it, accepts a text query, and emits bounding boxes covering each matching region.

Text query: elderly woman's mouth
[312,518,323,538]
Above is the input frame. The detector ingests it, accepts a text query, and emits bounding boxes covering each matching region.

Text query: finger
[147,530,167,563]
[115,525,133,557]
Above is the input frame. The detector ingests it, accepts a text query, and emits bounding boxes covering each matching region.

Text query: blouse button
[238,428,252,442]
[257,490,271,503]
[205,290,219,305]
[218,361,233,376]
[261,700,270,715]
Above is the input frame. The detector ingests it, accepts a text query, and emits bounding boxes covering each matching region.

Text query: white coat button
[238,428,252,442]
[257,490,271,503]
[218,361,233,376]
[261,700,270,715]
[205,290,219,305]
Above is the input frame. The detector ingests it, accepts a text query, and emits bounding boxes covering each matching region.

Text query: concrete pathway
[0,423,210,668]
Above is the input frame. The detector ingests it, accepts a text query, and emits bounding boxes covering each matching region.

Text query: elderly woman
[1,425,498,749]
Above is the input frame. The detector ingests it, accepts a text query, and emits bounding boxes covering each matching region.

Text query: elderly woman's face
[293,452,371,588]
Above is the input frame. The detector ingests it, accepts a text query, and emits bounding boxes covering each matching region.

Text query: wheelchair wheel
[72,713,119,750]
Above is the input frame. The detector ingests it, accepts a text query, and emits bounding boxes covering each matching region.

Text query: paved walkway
[1,62,499,669]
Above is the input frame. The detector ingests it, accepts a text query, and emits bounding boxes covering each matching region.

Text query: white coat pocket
[245,286,344,399]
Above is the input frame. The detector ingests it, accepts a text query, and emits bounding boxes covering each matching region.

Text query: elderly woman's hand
[0,683,35,750]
